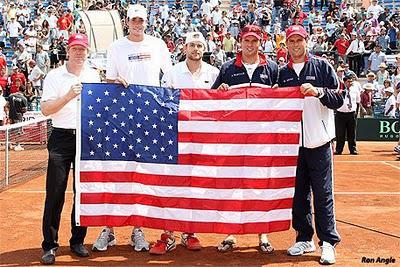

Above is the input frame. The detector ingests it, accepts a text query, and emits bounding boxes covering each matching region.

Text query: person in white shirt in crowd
[211,5,223,29]
[44,8,58,40]
[205,33,217,52]
[160,0,170,23]
[201,0,213,19]
[35,44,51,74]
[366,0,384,19]
[368,44,386,74]
[376,63,390,89]
[148,32,219,255]
[7,17,22,50]
[334,75,361,155]
[364,72,380,98]
[384,87,396,118]
[92,4,172,253]
[28,60,45,96]
[346,32,365,77]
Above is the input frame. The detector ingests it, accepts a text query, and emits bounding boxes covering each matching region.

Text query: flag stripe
[79,215,291,234]
[178,143,300,156]
[178,154,298,167]
[81,193,293,211]
[178,110,302,122]
[79,204,292,223]
[79,182,295,200]
[179,99,303,111]
[180,87,304,100]
[178,132,300,144]
[80,172,295,189]
[80,161,297,179]
[178,121,301,133]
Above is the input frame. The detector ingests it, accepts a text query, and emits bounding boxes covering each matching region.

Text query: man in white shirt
[40,33,101,265]
[368,44,386,73]
[7,17,22,50]
[28,60,45,96]
[211,5,222,28]
[384,87,396,118]
[346,32,365,77]
[334,75,361,155]
[93,4,172,253]
[367,0,384,19]
[148,32,219,255]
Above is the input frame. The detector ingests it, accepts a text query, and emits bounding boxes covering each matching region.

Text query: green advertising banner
[357,118,400,141]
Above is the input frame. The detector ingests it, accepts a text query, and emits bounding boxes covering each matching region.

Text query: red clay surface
[0,141,399,266]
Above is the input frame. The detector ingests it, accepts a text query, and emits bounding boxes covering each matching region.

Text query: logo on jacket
[306,75,316,80]
[260,74,269,79]
[232,72,246,77]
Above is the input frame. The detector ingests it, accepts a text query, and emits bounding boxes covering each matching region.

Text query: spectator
[376,63,390,88]
[368,44,386,73]
[24,81,37,111]
[384,87,396,118]
[376,27,390,52]
[6,83,27,151]
[0,25,6,48]
[222,32,236,59]
[362,33,375,76]
[7,17,22,50]
[10,66,26,94]
[367,0,384,19]
[28,60,45,96]
[360,83,374,118]
[332,33,349,62]
[35,44,50,74]
[346,32,365,77]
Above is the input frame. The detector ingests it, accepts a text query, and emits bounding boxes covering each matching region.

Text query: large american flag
[75,83,304,234]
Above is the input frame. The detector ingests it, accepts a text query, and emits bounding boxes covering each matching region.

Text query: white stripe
[229,83,271,89]
[178,121,301,133]
[80,161,296,179]
[79,204,292,224]
[80,182,294,200]
[179,99,303,111]
[179,143,300,156]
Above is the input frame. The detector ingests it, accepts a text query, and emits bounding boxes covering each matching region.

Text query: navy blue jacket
[278,55,343,109]
[212,52,279,88]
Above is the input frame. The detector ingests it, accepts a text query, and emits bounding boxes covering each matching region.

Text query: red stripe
[180,87,303,100]
[79,215,291,234]
[178,132,300,144]
[80,172,295,189]
[178,154,298,167]
[178,110,302,122]
[81,193,293,212]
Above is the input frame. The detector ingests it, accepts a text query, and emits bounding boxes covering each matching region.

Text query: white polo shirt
[161,61,219,89]
[41,63,100,129]
[385,94,396,117]
[106,35,172,87]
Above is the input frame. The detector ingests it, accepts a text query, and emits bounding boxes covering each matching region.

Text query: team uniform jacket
[211,52,279,88]
[278,55,344,148]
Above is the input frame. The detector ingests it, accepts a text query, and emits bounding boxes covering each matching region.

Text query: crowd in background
[0,0,399,125]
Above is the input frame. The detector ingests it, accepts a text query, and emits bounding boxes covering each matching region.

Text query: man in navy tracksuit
[278,25,343,265]
[211,25,279,254]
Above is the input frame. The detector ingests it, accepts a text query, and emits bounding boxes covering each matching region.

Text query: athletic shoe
[92,228,116,252]
[181,233,202,251]
[259,242,274,254]
[320,241,336,265]
[149,233,176,255]
[217,237,237,253]
[394,146,400,153]
[14,144,24,151]
[130,228,150,252]
[287,241,316,256]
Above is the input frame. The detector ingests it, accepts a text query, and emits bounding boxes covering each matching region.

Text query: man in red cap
[40,33,101,265]
[278,25,343,265]
[212,24,278,254]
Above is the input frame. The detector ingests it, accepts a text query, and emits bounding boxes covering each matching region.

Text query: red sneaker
[149,233,176,255]
[181,233,202,251]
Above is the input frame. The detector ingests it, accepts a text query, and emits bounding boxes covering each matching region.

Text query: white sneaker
[92,228,116,251]
[320,241,336,265]
[130,228,150,252]
[287,241,316,256]
[14,144,24,151]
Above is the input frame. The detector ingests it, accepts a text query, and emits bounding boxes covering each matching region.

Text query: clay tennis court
[0,141,399,266]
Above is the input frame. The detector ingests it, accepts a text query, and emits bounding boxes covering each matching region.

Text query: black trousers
[347,53,362,77]
[292,143,341,246]
[41,129,87,251]
[335,111,357,153]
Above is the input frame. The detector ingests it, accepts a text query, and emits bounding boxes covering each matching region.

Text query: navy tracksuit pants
[292,142,341,246]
